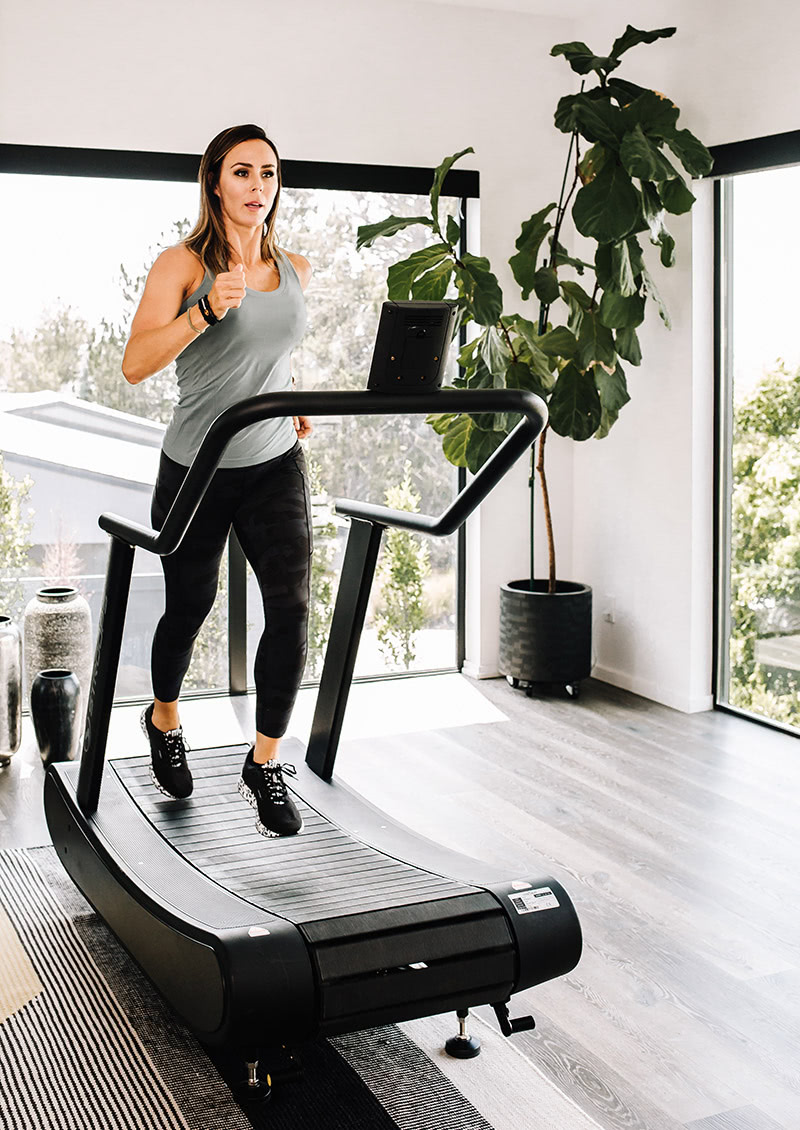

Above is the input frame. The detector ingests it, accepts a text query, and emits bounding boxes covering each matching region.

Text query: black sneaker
[238,750,302,837]
[140,703,193,799]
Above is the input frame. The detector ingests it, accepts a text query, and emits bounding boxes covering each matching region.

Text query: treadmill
[45,303,582,1073]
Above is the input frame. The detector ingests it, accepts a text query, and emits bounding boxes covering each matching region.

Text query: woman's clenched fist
[207,263,247,319]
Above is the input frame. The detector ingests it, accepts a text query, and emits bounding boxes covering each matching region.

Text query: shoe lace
[260,761,297,803]
[163,729,189,767]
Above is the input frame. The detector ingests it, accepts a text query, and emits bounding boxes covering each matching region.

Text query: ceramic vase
[24,586,92,737]
[0,615,22,767]
[30,669,81,765]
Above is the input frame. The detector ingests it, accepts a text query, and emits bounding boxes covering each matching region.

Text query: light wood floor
[2,676,798,1130]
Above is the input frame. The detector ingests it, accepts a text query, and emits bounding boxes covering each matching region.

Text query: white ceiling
[410,0,597,14]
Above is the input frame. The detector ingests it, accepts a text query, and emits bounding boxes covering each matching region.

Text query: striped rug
[0,847,498,1130]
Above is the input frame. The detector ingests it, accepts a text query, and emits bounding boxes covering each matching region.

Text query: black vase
[30,669,81,765]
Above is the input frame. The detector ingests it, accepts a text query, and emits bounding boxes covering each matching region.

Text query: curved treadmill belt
[113,744,478,923]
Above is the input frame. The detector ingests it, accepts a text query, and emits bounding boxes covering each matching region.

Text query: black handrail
[75,387,546,813]
[98,389,547,551]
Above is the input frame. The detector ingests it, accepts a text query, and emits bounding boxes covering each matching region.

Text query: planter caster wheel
[506,676,520,689]
[565,682,580,699]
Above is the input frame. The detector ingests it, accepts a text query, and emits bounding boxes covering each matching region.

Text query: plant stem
[536,424,556,594]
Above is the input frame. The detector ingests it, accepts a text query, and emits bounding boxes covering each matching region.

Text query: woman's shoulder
[153,242,207,301]
[280,249,312,291]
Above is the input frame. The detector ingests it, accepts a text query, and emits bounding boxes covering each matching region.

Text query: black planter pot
[30,668,81,765]
[498,580,592,697]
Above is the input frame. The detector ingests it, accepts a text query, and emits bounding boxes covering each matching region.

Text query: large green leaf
[611,240,637,295]
[446,214,461,246]
[595,243,613,290]
[553,242,591,274]
[573,162,641,242]
[626,235,645,277]
[598,289,645,329]
[387,243,452,300]
[638,181,676,264]
[607,77,651,106]
[609,25,676,59]
[441,413,471,467]
[551,40,620,76]
[458,336,480,369]
[620,90,680,137]
[505,359,551,399]
[465,355,494,390]
[640,180,665,237]
[573,97,627,148]
[538,326,578,358]
[455,254,504,326]
[509,316,556,383]
[659,229,676,268]
[560,280,594,310]
[480,325,511,379]
[658,175,695,215]
[411,259,454,301]
[579,144,609,184]
[641,264,671,328]
[356,214,434,251]
[514,203,557,252]
[426,411,459,435]
[533,266,560,303]
[509,203,556,298]
[577,311,617,372]
[615,326,642,365]
[594,362,631,438]
[662,126,714,177]
[620,124,680,182]
[548,362,603,440]
[430,148,474,234]
[560,283,591,337]
[555,93,581,133]
[465,426,505,473]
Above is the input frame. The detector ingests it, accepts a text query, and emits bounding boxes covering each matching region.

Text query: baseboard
[461,660,500,680]
[591,665,714,714]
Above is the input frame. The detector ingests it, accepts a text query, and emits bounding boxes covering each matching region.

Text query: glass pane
[246,188,459,685]
[0,172,226,698]
[723,166,800,729]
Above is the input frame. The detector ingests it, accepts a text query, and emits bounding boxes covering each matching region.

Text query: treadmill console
[367,300,458,392]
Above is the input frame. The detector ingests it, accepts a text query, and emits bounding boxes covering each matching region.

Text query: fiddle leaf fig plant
[357,24,713,592]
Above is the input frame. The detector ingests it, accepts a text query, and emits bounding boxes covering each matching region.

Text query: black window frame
[0,142,478,699]
[710,129,800,733]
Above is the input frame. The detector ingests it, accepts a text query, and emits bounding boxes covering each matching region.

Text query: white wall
[4,0,799,711]
[557,0,800,710]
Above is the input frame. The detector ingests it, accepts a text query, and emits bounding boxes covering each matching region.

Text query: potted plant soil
[358,24,712,697]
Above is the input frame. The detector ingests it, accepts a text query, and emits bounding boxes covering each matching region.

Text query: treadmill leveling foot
[445,1008,481,1059]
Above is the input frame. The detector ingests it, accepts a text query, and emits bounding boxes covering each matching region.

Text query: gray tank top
[163,249,306,468]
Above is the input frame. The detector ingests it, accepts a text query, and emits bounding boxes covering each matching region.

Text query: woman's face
[213,138,279,229]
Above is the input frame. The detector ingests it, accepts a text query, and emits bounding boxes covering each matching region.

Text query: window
[714,132,800,732]
[0,145,476,703]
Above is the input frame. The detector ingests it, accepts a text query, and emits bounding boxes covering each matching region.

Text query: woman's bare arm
[121,246,205,384]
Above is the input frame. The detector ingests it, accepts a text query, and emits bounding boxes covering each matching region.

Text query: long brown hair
[184,124,283,277]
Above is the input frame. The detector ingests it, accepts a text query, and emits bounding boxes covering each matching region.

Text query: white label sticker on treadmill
[509,886,560,914]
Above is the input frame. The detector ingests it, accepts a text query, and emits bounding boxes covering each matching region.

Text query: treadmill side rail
[45,763,318,1046]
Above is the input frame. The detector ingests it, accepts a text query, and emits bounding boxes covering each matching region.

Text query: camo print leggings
[150,442,312,737]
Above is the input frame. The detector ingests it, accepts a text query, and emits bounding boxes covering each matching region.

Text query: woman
[122,124,312,838]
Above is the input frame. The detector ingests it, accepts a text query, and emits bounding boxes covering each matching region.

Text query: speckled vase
[23,587,92,739]
[0,615,22,767]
